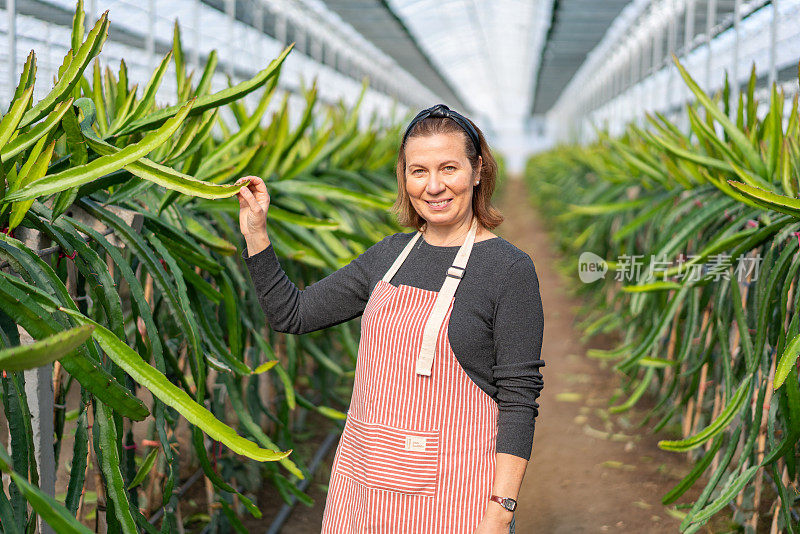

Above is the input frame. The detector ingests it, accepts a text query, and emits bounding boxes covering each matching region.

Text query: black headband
[401,104,482,158]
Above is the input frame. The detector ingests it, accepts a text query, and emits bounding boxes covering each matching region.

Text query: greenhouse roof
[322,0,547,132]
[320,0,639,120]
[320,0,468,111]
[534,0,746,116]
[531,0,632,115]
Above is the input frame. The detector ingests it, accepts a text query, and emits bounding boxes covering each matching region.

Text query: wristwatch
[489,495,517,512]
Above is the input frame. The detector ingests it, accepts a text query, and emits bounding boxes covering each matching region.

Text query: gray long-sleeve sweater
[242,230,545,461]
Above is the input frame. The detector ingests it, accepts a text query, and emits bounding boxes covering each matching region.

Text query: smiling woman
[392,104,504,248]
[239,103,544,534]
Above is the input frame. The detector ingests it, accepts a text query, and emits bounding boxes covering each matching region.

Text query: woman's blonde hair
[391,115,504,231]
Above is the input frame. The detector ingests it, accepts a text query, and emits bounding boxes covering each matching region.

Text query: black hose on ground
[266,430,340,534]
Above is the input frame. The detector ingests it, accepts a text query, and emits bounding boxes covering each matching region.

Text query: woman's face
[404,132,481,229]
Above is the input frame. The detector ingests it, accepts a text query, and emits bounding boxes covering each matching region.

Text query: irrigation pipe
[195,431,340,534]
[265,430,341,534]
[148,467,204,525]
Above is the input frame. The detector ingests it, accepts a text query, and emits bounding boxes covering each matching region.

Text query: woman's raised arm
[236,175,388,335]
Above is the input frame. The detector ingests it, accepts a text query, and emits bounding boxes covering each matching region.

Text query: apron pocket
[337,413,440,497]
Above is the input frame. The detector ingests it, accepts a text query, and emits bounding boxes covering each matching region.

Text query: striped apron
[321,216,503,533]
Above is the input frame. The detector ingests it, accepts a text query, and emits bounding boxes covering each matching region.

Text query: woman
[236,104,544,534]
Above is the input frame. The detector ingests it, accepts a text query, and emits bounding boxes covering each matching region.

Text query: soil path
[275,174,727,533]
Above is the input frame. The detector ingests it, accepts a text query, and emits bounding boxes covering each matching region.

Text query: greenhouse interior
[1,0,800,532]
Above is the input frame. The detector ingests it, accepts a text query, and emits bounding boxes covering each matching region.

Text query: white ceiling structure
[385,0,549,145]
[320,0,553,171]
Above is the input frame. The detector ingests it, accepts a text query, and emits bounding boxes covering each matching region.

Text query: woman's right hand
[235,175,270,237]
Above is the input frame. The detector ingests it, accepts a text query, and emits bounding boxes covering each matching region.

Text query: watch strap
[489,495,516,512]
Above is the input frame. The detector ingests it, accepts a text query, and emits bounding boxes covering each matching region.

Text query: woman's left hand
[473,509,513,534]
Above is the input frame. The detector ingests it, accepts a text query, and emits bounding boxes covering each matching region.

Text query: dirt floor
[274,174,737,533]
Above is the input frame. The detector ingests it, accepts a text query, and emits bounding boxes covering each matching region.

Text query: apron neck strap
[415,216,479,376]
[448,216,479,277]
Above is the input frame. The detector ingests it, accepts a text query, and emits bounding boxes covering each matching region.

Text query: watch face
[504,498,517,512]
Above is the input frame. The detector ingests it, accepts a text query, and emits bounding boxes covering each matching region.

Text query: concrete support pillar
[23,363,56,534]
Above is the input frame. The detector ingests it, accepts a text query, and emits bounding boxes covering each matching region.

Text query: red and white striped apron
[321,216,499,533]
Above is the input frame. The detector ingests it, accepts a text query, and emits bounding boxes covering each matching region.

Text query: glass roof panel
[386,0,544,131]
